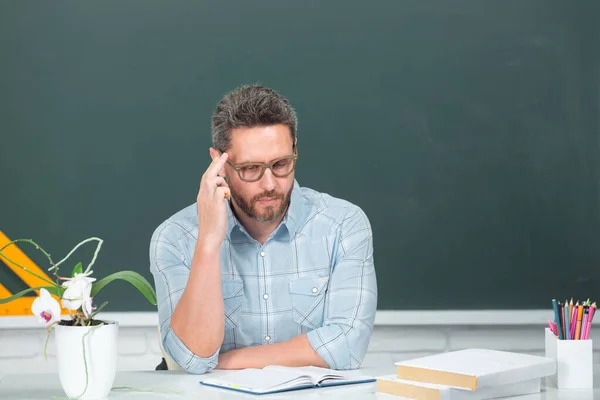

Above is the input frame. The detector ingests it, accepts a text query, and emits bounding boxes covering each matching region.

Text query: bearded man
[149,85,377,374]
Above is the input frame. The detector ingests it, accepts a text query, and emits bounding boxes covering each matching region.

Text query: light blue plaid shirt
[149,180,377,374]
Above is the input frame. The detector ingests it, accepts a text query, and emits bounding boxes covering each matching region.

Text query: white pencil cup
[544,327,593,388]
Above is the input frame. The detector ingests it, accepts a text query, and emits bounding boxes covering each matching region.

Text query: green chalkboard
[1,1,598,311]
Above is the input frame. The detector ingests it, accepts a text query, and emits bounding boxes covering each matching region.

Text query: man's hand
[169,150,232,359]
[196,151,231,251]
[216,350,236,370]
[215,334,329,370]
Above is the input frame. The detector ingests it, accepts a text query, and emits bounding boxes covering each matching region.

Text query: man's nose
[260,167,277,191]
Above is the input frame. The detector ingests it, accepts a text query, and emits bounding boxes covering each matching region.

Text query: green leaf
[91,271,157,305]
[72,262,83,277]
[90,301,108,318]
[0,285,63,304]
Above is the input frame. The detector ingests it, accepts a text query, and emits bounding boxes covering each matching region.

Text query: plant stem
[111,386,184,395]
[0,253,57,287]
[0,239,59,284]
[0,238,56,264]
[74,324,103,399]
[53,237,103,275]
[44,321,59,361]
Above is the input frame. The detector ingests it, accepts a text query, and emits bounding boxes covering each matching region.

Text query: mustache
[252,190,283,202]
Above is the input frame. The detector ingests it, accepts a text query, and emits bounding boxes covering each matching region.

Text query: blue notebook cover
[200,377,376,395]
[200,366,375,395]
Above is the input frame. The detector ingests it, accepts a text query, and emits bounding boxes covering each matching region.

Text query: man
[149,85,377,374]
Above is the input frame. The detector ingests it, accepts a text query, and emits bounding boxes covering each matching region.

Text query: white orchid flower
[31,288,61,325]
[61,271,96,311]
[82,296,94,318]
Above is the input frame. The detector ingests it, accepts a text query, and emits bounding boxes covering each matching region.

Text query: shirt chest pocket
[222,279,244,330]
[289,276,329,329]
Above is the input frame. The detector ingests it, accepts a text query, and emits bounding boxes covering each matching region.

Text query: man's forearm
[171,242,224,357]
[216,334,329,370]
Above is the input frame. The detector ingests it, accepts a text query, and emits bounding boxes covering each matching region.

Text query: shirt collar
[280,179,306,240]
[225,179,307,242]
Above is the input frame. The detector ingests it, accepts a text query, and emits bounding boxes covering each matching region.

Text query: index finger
[206,152,229,177]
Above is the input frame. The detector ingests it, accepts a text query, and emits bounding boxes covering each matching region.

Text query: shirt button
[263,294,269,300]
[260,251,265,257]
[265,335,271,341]
[312,287,318,293]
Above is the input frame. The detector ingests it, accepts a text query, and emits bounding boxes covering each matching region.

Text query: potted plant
[0,237,157,400]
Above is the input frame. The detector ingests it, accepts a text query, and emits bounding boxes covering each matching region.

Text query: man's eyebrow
[234,154,291,165]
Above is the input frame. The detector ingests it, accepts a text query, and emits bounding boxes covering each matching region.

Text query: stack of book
[376,348,556,400]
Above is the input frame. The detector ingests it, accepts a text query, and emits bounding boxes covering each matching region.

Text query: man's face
[224,124,295,223]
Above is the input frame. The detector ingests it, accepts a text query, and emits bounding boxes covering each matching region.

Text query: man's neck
[231,203,288,245]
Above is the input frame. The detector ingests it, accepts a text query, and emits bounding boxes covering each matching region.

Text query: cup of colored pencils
[549,298,596,340]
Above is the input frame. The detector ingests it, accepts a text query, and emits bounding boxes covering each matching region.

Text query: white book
[200,365,375,395]
[394,348,556,390]
[377,375,541,400]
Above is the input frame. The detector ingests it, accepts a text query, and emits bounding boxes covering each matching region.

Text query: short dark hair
[211,85,297,151]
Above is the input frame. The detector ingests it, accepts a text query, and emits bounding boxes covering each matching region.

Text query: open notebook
[200,365,375,395]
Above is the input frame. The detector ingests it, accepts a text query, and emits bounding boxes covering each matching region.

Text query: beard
[229,182,293,223]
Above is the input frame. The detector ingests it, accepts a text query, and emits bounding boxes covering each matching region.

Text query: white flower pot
[55,321,118,400]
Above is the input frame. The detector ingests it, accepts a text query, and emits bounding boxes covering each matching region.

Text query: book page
[264,365,364,384]
[203,368,312,393]
[395,349,553,376]
[377,375,541,399]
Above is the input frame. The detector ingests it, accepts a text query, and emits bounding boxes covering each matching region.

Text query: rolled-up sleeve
[149,221,220,374]
[306,206,377,370]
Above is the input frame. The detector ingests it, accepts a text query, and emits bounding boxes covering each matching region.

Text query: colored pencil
[575,305,584,340]
[548,319,555,335]
[552,299,563,340]
[583,302,596,340]
[560,303,566,339]
[569,298,573,319]
[581,306,589,340]
[571,301,578,339]
[564,300,570,340]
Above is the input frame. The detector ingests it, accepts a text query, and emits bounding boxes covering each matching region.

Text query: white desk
[0,369,598,399]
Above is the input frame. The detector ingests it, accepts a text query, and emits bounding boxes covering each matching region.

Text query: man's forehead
[228,125,293,163]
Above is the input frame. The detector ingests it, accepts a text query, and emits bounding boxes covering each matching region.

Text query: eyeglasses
[224,147,298,182]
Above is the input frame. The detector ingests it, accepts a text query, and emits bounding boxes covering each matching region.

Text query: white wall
[1,312,598,377]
